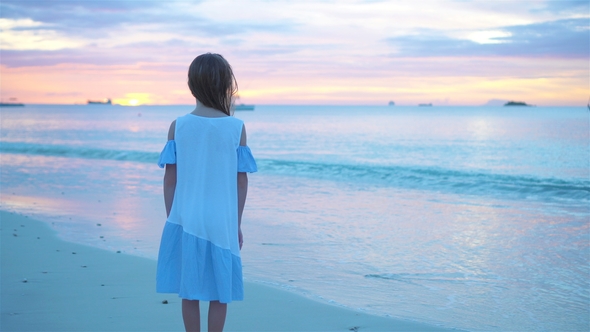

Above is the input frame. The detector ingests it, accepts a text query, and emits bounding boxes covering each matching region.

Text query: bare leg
[208,301,227,332]
[182,299,201,332]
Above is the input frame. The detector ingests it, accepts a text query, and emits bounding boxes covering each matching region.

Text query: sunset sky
[1,0,588,106]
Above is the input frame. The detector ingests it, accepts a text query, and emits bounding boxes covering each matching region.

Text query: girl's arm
[237,124,249,249]
[163,120,177,217]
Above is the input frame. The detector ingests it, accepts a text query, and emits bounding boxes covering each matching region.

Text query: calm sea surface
[1,105,588,331]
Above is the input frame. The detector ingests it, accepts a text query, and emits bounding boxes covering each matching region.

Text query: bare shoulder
[240,123,247,146]
[168,120,176,140]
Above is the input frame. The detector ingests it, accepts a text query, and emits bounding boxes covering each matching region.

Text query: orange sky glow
[1,1,588,106]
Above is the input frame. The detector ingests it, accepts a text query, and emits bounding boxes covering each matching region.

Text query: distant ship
[232,96,254,111]
[87,98,112,105]
[0,97,24,107]
[418,103,432,107]
[388,101,395,106]
[504,101,532,107]
[0,102,24,107]
[234,103,255,111]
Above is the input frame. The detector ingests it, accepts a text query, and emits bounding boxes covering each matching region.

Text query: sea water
[1,105,588,331]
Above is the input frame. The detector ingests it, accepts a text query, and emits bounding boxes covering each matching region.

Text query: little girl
[156,53,257,332]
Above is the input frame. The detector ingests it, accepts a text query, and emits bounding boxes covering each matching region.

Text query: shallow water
[1,105,588,331]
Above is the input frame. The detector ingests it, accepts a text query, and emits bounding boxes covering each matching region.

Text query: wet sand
[1,210,458,331]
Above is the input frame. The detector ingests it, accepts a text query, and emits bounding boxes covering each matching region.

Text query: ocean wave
[365,272,499,285]
[0,141,159,163]
[257,159,590,203]
[2,141,588,203]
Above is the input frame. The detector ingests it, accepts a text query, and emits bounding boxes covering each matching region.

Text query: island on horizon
[504,101,533,107]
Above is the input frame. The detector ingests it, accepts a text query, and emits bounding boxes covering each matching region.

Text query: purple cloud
[387,18,589,58]
[1,0,294,39]
[0,0,298,68]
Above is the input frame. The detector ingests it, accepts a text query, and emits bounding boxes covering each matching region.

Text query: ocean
[1,104,588,331]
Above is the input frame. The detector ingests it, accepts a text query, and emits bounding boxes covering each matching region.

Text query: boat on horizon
[234,103,255,111]
[0,102,24,107]
[0,97,25,107]
[388,101,395,106]
[87,98,112,105]
[232,97,254,111]
[418,103,432,107]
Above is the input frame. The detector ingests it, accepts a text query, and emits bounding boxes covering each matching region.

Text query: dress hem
[156,221,244,304]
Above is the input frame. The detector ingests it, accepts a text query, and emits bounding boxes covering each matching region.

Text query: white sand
[1,211,459,331]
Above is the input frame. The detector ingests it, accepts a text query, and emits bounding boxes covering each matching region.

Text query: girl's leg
[182,299,201,332]
[208,301,227,332]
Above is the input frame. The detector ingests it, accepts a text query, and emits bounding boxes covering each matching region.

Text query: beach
[1,105,588,331]
[1,210,455,331]
[2,1,588,330]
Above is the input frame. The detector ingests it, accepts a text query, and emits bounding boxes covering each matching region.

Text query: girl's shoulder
[176,114,244,135]
[181,113,243,125]
[167,119,177,140]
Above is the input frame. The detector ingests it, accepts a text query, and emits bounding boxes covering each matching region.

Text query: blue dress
[155,114,257,303]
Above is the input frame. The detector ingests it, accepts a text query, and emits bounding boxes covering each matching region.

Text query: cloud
[0,0,163,26]
[1,0,164,10]
[0,18,88,51]
[1,0,588,106]
[0,0,294,39]
[0,49,126,68]
[534,0,589,14]
[0,0,298,62]
[0,38,190,68]
[1,1,194,40]
[387,18,589,58]
[45,91,83,96]
[0,0,297,67]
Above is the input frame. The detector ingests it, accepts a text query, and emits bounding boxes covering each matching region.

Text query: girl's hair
[188,53,237,116]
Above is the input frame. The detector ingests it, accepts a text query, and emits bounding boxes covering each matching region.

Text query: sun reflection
[469,119,493,140]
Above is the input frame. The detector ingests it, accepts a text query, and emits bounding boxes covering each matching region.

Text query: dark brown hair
[187,53,237,116]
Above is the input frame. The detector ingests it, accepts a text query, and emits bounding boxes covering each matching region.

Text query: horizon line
[4,103,584,108]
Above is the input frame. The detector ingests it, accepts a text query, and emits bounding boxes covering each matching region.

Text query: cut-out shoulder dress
[155,113,257,303]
